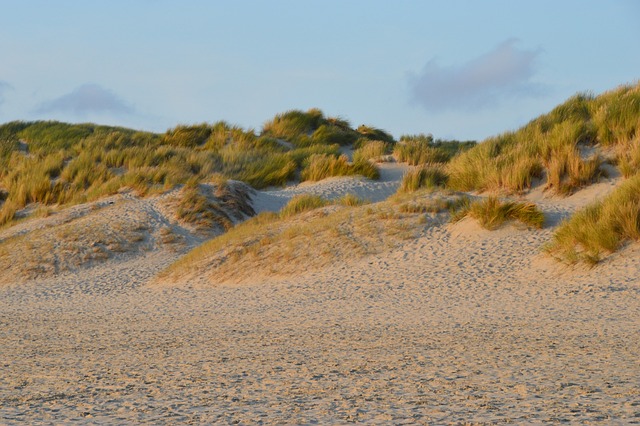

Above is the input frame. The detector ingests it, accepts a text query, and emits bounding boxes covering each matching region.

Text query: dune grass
[159,192,454,285]
[394,134,476,166]
[451,196,545,230]
[175,182,233,232]
[279,194,329,218]
[545,173,640,265]
[447,83,640,195]
[615,136,640,178]
[353,140,391,163]
[336,193,367,207]
[300,154,379,182]
[398,165,448,193]
[0,109,385,227]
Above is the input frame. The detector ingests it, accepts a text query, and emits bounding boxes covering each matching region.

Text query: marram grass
[451,196,545,230]
[545,173,640,265]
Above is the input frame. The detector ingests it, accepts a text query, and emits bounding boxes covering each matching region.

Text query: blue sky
[0,1,638,140]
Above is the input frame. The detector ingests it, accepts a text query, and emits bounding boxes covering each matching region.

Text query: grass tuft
[545,173,640,264]
[279,194,328,218]
[398,165,448,193]
[301,154,379,181]
[451,196,545,230]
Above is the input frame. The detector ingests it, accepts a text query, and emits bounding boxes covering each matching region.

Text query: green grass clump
[451,196,544,230]
[399,166,448,193]
[310,124,358,146]
[262,108,326,140]
[336,193,366,206]
[398,196,462,214]
[356,125,395,144]
[395,134,475,166]
[301,154,379,182]
[447,83,640,194]
[353,140,391,163]
[279,194,328,218]
[615,136,640,178]
[176,183,233,231]
[545,173,640,265]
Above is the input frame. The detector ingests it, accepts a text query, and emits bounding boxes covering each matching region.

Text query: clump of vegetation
[447,83,640,194]
[398,165,448,193]
[545,173,640,265]
[301,154,379,182]
[615,136,640,178]
[279,194,328,218]
[394,134,476,166]
[262,109,361,147]
[159,193,446,285]
[175,183,233,232]
[336,193,366,207]
[356,125,395,144]
[353,140,391,163]
[398,196,462,214]
[451,196,545,230]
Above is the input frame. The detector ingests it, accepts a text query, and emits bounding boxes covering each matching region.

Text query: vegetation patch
[0,203,154,282]
[353,140,391,163]
[451,196,545,230]
[398,165,448,193]
[159,193,457,286]
[301,154,379,182]
[545,173,640,265]
[279,194,329,218]
[394,134,476,166]
[447,83,640,194]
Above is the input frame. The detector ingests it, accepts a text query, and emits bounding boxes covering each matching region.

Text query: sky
[0,1,638,141]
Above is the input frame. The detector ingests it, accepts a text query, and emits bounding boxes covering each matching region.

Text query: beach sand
[1,165,639,424]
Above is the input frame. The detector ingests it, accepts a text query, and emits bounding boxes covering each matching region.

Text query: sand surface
[1,166,639,424]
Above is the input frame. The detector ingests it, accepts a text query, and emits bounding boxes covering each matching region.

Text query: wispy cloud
[36,84,134,116]
[408,39,544,112]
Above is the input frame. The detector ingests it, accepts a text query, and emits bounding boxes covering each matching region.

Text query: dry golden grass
[545,173,640,265]
[159,192,462,285]
[0,202,153,282]
[451,196,545,230]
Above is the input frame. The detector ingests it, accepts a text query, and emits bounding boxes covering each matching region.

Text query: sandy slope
[1,167,639,424]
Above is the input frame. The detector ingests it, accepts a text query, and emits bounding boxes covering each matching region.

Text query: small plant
[398,166,448,193]
[451,196,544,230]
[337,193,366,207]
[176,183,233,231]
[301,154,379,182]
[279,194,328,218]
[616,136,640,178]
[353,140,390,163]
[356,125,395,143]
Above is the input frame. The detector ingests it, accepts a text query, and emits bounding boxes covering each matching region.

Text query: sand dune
[1,167,639,424]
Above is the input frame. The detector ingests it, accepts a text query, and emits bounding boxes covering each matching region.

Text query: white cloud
[408,39,544,112]
[36,84,134,116]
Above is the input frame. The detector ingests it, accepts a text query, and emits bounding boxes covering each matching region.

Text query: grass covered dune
[0,109,405,227]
